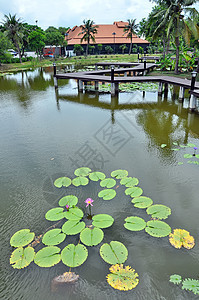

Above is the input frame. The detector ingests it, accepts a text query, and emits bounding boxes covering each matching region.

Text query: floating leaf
[111,170,128,179]
[187,143,196,147]
[161,144,167,148]
[131,196,153,209]
[10,229,35,248]
[54,177,71,188]
[195,154,199,159]
[89,171,106,181]
[180,144,187,148]
[61,244,88,267]
[65,207,84,220]
[34,246,61,267]
[124,216,146,231]
[178,162,184,165]
[45,207,65,221]
[171,148,180,151]
[62,220,85,235]
[187,160,199,165]
[42,229,66,246]
[145,220,171,237]
[182,278,199,295]
[184,154,193,158]
[173,142,178,146]
[169,229,195,249]
[100,178,116,188]
[72,176,89,186]
[74,167,91,177]
[98,189,116,200]
[107,264,139,291]
[59,195,78,207]
[169,274,182,285]
[10,247,35,269]
[120,177,139,187]
[80,227,104,246]
[100,241,128,265]
[125,187,143,198]
[146,204,171,220]
[92,214,114,228]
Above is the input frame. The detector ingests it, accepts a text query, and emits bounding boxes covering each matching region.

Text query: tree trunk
[162,37,166,60]
[175,36,180,74]
[15,41,22,63]
[166,35,170,55]
[129,36,132,55]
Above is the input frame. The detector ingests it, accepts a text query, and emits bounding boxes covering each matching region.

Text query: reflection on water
[0,67,199,300]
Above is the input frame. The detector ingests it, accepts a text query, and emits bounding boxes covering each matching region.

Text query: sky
[0,0,155,29]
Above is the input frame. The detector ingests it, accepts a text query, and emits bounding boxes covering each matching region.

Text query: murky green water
[0,67,199,300]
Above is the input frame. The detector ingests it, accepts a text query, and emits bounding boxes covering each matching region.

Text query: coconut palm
[123,19,138,54]
[2,14,24,63]
[79,19,98,56]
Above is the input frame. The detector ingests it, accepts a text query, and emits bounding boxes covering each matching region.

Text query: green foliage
[28,27,46,55]
[100,178,116,188]
[105,46,113,54]
[182,278,199,295]
[54,177,71,188]
[72,176,89,186]
[120,177,139,187]
[98,189,116,200]
[131,196,153,209]
[10,247,35,269]
[145,220,171,237]
[80,227,104,246]
[61,244,88,267]
[74,167,91,176]
[58,195,78,207]
[89,171,106,181]
[92,214,114,228]
[64,207,84,220]
[111,169,128,179]
[100,241,128,265]
[146,204,171,220]
[124,216,146,231]
[73,44,84,55]
[169,274,182,285]
[184,154,193,158]
[62,220,85,235]
[34,246,61,267]
[45,207,66,221]
[125,187,143,197]
[10,229,35,247]
[42,229,66,246]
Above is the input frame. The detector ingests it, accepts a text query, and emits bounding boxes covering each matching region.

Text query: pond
[0,67,199,300]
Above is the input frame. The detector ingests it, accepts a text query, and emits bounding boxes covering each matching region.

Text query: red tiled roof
[66,21,149,45]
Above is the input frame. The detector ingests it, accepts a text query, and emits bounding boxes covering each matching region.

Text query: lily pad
[62,220,85,235]
[145,220,171,237]
[74,167,91,177]
[98,189,116,200]
[120,177,139,187]
[72,176,89,186]
[187,143,196,147]
[45,207,65,221]
[80,227,104,246]
[100,178,116,188]
[131,196,153,209]
[111,170,128,179]
[171,148,180,151]
[10,247,35,269]
[61,244,88,267]
[89,171,106,181]
[42,229,66,246]
[124,216,146,231]
[146,204,171,220]
[125,187,143,198]
[92,214,114,228]
[54,177,71,188]
[169,274,182,285]
[100,241,128,265]
[184,154,193,158]
[10,229,35,248]
[107,264,139,291]
[34,246,61,267]
[173,142,178,146]
[161,144,167,148]
[169,229,195,249]
[65,207,84,220]
[59,195,78,207]
[182,278,199,295]
[195,154,199,159]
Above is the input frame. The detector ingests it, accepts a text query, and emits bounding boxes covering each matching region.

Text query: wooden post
[189,94,196,112]
[78,80,83,92]
[95,64,98,71]
[111,82,119,96]
[179,86,185,101]
[53,63,56,76]
[158,82,163,94]
[53,77,58,89]
[95,81,99,91]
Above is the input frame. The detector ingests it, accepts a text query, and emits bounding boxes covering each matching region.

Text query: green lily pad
[187,160,199,165]
[65,207,84,220]
[125,187,143,198]
[100,178,116,188]
[171,148,180,151]
[10,229,35,247]
[187,143,196,147]
[111,169,128,179]
[100,241,128,265]
[120,177,139,187]
[173,142,178,146]
[10,247,35,269]
[182,278,199,295]
[34,246,61,267]
[169,274,182,285]
[74,167,91,177]
[98,189,116,200]
[184,154,193,158]
[92,214,114,228]
[80,227,104,246]
[54,177,71,188]
[131,196,153,209]
[61,244,88,267]
[145,220,171,237]
[62,220,85,235]
[45,207,65,221]
[89,172,106,181]
[124,216,146,231]
[72,176,89,186]
[161,144,167,148]
[59,195,78,207]
[146,204,171,220]
[195,154,199,159]
[178,162,184,165]
[42,229,66,246]
[180,144,187,148]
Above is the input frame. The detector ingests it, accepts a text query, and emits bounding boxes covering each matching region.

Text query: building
[65,21,149,55]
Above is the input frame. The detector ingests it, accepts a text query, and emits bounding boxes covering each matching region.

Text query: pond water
[0,67,199,300]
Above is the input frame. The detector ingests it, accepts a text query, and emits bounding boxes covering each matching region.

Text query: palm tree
[2,14,24,63]
[78,19,98,56]
[152,0,199,73]
[123,19,138,54]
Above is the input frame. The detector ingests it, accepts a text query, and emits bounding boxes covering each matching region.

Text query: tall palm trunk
[175,36,180,74]
[13,39,22,63]
[129,36,132,55]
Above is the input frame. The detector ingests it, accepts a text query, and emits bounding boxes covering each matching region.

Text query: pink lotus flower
[84,198,94,207]
[66,204,70,211]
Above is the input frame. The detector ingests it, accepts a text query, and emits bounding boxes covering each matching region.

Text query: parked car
[7,49,18,56]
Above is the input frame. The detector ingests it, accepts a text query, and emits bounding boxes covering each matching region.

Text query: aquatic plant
[170,275,199,296]
[169,229,195,249]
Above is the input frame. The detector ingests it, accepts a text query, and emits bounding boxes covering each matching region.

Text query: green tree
[58,26,70,37]
[73,44,84,55]
[105,45,113,54]
[78,19,98,56]
[97,44,103,54]
[119,44,127,54]
[45,31,64,46]
[28,27,46,57]
[0,31,13,64]
[123,19,138,54]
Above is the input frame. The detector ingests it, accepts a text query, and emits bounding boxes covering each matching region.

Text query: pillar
[95,81,99,91]
[179,86,185,102]
[111,82,119,96]
[158,82,163,95]
[53,77,58,89]
[78,80,83,92]
[189,94,196,112]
